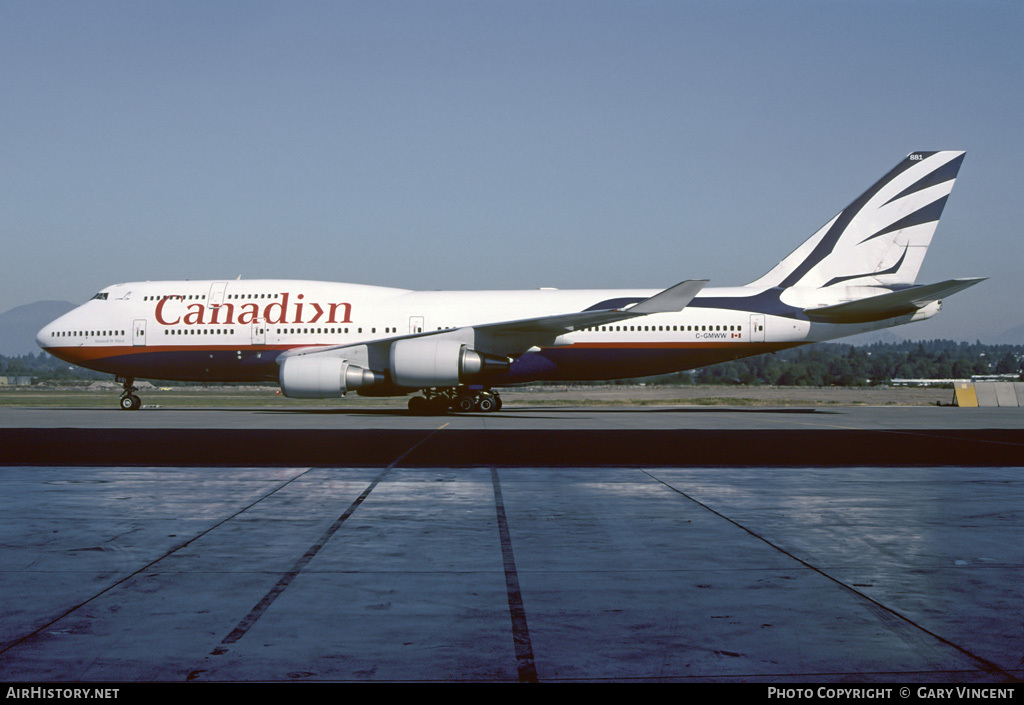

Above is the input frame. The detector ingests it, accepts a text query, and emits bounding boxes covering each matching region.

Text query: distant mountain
[0,301,75,356]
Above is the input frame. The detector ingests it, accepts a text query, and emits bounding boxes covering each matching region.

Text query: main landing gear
[407,386,503,415]
[117,376,141,411]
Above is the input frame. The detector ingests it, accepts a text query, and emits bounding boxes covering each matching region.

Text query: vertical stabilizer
[748,151,965,289]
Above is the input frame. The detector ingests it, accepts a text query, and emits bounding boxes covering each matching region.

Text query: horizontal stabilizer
[804,278,985,323]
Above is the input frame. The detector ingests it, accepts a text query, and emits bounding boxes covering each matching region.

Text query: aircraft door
[749,314,765,343]
[409,316,424,334]
[251,320,266,345]
[208,282,228,307]
[133,319,147,346]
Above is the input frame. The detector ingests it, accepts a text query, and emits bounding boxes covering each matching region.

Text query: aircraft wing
[278,279,708,360]
[477,279,709,335]
[804,278,985,324]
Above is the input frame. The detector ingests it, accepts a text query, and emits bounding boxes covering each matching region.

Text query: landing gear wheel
[410,392,451,415]
[117,376,140,411]
[408,396,429,415]
[477,390,502,412]
[455,394,477,413]
[476,394,496,413]
[415,387,502,415]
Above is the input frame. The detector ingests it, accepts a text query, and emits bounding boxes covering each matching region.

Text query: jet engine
[390,338,510,388]
[279,355,380,398]
[909,300,942,322]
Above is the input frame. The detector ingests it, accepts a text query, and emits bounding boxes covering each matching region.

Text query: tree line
[2,340,1022,386]
[667,340,1022,386]
[0,351,109,382]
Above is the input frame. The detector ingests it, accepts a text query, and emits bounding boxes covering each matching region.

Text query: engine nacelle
[390,338,510,388]
[910,300,942,322]
[279,355,380,398]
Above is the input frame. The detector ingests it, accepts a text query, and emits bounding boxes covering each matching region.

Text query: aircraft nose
[36,321,56,350]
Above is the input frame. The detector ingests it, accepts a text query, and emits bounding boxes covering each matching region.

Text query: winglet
[627,279,709,314]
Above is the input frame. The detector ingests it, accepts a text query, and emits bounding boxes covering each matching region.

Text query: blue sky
[2,0,1021,341]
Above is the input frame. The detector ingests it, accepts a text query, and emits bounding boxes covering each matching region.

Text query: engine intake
[279,355,380,398]
[390,338,510,388]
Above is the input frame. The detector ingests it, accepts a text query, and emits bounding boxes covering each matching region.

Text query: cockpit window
[91,293,108,300]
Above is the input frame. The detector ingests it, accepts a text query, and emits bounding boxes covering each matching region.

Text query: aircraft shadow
[248,405,836,417]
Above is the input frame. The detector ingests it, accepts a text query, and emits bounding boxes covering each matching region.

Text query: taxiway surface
[0,405,1021,682]
[0,404,1022,466]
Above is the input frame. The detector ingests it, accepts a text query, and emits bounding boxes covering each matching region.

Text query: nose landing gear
[117,376,141,411]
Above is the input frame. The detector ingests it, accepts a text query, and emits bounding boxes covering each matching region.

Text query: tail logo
[748,151,965,290]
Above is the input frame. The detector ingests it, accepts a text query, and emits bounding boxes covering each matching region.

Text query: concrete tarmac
[0,405,1021,466]
[3,402,1024,430]
[0,404,1021,682]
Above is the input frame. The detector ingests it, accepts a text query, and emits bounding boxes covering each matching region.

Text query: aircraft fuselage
[36,278,914,387]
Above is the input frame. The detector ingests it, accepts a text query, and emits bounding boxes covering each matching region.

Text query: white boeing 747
[38,151,983,413]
